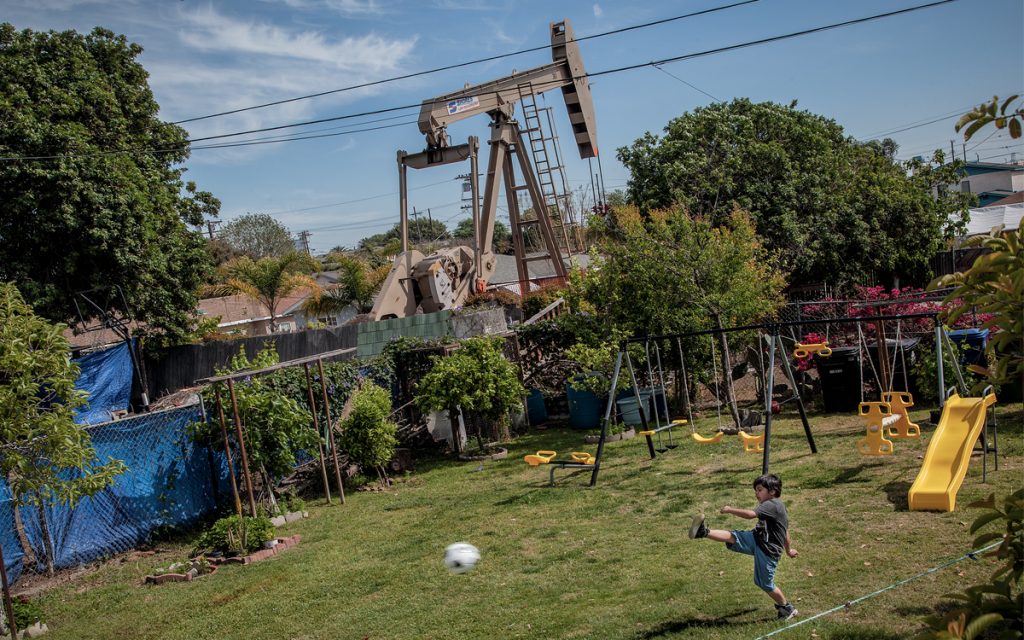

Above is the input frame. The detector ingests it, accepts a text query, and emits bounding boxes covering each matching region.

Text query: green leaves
[0,25,215,342]
[617,98,966,288]
[219,213,296,259]
[338,382,398,471]
[956,95,1023,141]
[0,282,126,509]
[933,225,1023,391]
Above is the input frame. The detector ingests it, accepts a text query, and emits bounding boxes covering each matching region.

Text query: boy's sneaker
[688,514,709,539]
[776,603,798,620]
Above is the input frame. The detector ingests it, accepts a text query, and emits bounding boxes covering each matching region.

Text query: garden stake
[0,542,17,640]
[227,377,259,517]
[303,363,333,504]
[214,386,243,517]
[318,359,346,504]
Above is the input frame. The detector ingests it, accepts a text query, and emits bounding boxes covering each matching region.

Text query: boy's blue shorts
[727,529,779,592]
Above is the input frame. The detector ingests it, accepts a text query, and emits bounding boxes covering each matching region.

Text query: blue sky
[6,0,1023,253]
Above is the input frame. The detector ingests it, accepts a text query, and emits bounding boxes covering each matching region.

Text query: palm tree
[206,252,321,333]
[302,255,389,318]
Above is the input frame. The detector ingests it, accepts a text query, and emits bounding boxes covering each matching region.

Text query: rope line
[754,540,1002,639]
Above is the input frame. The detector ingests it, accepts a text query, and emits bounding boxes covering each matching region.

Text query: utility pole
[426,208,434,242]
[411,207,420,243]
[297,231,312,255]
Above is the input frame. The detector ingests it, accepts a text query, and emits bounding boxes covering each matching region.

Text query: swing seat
[738,430,765,453]
[857,402,895,456]
[691,431,724,444]
[524,450,557,466]
[793,342,832,359]
[881,392,920,439]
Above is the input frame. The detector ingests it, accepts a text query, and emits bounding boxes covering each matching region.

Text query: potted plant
[564,335,641,430]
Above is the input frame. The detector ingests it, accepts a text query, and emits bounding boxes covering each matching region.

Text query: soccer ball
[443,542,480,574]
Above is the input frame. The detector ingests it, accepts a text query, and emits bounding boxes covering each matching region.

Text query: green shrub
[521,284,567,319]
[9,598,44,628]
[194,515,275,554]
[338,382,399,479]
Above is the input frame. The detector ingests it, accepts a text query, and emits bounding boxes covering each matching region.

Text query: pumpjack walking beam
[371,20,598,320]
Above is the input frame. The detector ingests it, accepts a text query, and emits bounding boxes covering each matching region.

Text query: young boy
[688,473,799,620]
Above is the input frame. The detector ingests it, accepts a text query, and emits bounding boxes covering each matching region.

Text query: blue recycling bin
[947,328,989,366]
[566,379,604,430]
[526,389,547,426]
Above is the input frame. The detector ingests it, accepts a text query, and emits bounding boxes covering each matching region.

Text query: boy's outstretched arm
[720,506,757,519]
[785,531,798,558]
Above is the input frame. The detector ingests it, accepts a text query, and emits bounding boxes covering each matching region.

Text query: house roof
[198,292,309,326]
[989,191,1024,206]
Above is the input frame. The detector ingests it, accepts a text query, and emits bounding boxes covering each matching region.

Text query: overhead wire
[0,0,966,163]
[170,0,761,125]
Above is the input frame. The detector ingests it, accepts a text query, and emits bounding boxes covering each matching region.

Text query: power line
[191,0,966,146]
[651,64,720,102]
[0,0,966,163]
[170,0,761,125]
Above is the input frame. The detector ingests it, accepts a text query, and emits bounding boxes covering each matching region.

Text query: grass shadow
[882,479,912,511]
[633,608,761,638]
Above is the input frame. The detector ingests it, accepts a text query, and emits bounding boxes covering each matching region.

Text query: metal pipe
[625,311,940,344]
[304,364,332,505]
[762,330,777,475]
[317,359,346,504]
[227,378,258,517]
[590,350,623,486]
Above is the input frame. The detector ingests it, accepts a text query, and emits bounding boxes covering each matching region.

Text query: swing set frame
[584,311,943,486]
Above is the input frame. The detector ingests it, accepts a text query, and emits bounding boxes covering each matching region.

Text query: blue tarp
[73,340,134,425]
[0,404,231,584]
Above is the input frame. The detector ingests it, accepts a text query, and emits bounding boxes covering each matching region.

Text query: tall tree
[358,219,450,249]
[206,252,321,333]
[576,206,786,429]
[302,255,388,317]
[617,98,972,289]
[0,283,127,576]
[219,213,296,259]
[0,25,217,342]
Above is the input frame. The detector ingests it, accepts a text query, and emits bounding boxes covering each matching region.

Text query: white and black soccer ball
[443,542,480,574]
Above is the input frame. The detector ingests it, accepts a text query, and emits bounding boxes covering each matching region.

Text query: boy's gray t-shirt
[753,498,789,559]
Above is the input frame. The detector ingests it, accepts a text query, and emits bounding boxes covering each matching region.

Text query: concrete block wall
[356,310,453,357]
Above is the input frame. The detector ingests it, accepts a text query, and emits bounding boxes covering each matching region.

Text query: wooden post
[303,364,333,504]
[227,378,259,517]
[317,359,346,504]
[0,541,18,640]
[213,387,243,518]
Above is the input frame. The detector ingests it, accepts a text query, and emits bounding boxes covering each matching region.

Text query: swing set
[524,311,958,487]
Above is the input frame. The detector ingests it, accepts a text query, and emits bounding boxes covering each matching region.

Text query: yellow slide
[908,392,997,512]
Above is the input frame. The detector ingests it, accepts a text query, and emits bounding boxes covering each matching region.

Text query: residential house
[954,160,1024,207]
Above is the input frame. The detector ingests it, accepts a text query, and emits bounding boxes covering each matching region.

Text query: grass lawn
[35,401,1022,640]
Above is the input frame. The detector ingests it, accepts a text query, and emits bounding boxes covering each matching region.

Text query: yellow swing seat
[738,430,765,453]
[793,342,832,359]
[691,431,724,444]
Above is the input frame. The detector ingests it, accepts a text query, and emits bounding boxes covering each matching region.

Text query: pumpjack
[370,19,598,319]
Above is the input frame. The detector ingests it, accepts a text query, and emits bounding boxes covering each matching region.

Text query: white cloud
[324,0,385,15]
[593,4,603,18]
[178,6,415,72]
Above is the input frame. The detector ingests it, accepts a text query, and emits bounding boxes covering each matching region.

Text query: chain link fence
[0,402,233,591]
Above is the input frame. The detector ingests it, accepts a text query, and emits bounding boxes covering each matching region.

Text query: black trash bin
[814,346,862,413]
[866,338,920,397]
